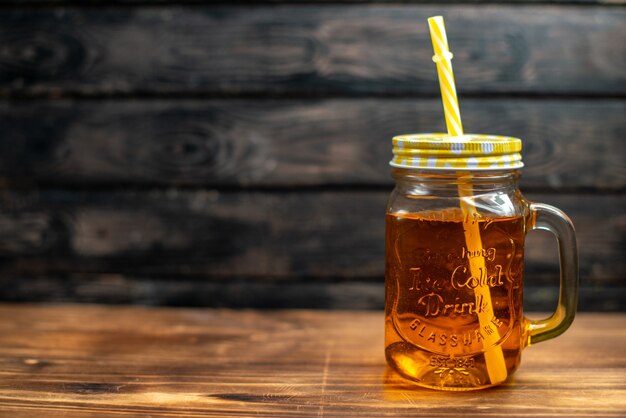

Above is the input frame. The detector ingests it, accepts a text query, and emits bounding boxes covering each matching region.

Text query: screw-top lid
[390,133,523,170]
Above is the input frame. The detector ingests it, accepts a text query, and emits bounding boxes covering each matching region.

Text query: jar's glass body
[385,168,531,390]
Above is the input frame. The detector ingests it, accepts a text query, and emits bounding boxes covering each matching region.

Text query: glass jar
[384,134,578,391]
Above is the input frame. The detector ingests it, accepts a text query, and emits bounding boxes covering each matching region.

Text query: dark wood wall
[0,0,624,310]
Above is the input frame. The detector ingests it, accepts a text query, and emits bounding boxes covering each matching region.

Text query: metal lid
[390,133,523,170]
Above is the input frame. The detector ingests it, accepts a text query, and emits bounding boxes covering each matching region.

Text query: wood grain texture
[0,305,624,417]
[0,190,622,282]
[1,99,624,190]
[1,6,624,97]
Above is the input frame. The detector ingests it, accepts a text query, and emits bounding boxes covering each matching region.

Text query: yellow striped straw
[428,16,463,137]
[428,16,508,385]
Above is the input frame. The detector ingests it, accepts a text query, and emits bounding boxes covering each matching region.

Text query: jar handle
[524,203,579,346]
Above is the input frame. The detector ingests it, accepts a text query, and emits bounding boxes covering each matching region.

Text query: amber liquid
[385,209,526,390]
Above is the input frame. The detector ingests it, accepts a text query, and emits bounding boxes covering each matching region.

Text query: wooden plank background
[1,6,625,97]
[0,1,624,310]
[1,99,624,189]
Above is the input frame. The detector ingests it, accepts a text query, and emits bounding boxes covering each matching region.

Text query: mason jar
[384,133,578,390]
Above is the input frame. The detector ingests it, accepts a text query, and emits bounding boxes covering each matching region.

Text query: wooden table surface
[0,305,624,417]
